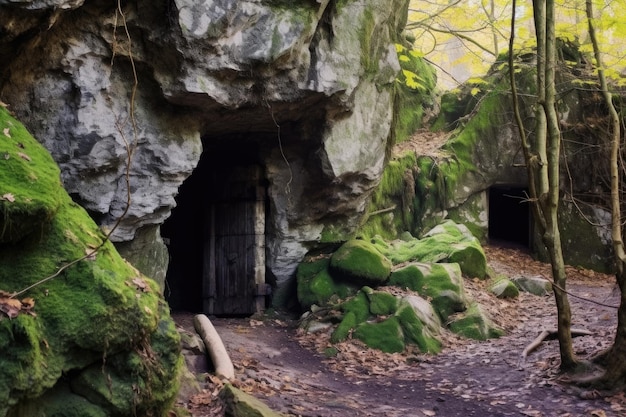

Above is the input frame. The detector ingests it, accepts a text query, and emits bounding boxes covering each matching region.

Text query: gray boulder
[489,277,520,298]
[513,275,553,296]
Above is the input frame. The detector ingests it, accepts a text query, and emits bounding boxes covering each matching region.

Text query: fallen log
[193,314,235,380]
[522,327,594,359]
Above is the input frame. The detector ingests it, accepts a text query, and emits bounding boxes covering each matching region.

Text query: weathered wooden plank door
[203,165,265,316]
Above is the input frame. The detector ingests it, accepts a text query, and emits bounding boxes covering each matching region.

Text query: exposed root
[522,327,594,359]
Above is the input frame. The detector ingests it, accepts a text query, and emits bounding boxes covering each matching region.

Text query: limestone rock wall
[0,0,409,302]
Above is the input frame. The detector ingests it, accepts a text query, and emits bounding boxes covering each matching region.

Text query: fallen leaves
[0,290,36,319]
[126,276,151,293]
[17,152,31,162]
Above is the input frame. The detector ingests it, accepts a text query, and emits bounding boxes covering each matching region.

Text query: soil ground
[175,245,626,417]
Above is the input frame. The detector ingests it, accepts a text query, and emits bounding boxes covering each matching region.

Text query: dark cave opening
[488,185,531,248]
[161,137,266,315]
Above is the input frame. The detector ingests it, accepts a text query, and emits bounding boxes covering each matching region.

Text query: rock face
[0,0,409,306]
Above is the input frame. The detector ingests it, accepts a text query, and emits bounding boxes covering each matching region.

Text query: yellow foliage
[406,0,626,88]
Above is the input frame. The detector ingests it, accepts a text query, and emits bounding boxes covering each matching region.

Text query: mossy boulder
[331,287,443,353]
[330,239,392,286]
[373,221,487,279]
[220,383,284,417]
[389,262,468,320]
[296,253,358,309]
[0,108,182,417]
[489,277,519,298]
[331,310,358,343]
[353,316,405,353]
[447,303,504,340]
[421,221,487,278]
[396,295,442,353]
[340,289,372,324]
[362,286,398,315]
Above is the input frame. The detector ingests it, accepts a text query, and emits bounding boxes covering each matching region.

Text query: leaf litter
[174,244,626,417]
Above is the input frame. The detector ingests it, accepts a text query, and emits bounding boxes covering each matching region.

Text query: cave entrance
[488,185,531,248]
[162,140,267,316]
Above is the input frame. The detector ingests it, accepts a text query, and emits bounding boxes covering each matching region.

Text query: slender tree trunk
[532,0,549,194]
[585,0,626,387]
[532,0,577,370]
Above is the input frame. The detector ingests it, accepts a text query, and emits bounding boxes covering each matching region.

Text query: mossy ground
[0,107,181,416]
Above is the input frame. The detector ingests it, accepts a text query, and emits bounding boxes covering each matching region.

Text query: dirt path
[179,246,626,417]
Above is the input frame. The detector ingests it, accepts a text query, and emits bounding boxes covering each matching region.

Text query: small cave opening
[161,136,268,316]
[488,185,531,248]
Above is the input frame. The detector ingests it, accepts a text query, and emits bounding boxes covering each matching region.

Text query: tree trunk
[532,0,549,194]
[585,0,626,387]
[532,0,577,370]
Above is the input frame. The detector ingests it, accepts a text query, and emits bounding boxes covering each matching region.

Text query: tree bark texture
[586,0,626,386]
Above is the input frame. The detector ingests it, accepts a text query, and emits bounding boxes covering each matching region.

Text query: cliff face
[0,0,409,305]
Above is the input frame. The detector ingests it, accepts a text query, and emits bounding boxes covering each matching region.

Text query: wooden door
[203,165,265,315]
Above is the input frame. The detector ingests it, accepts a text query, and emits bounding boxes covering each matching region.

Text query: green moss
[320,224,353,244]
[353,316,405,353]
[447,303,504,340]
[324,346,339,357]
[296,255,331,309]
[388,263,424,290]
[489,277,519,299]
[296,254,357,309]
[378,222,487,279]
[446,192,488,243]
[8,383,109,417]
[395,303,442,354]
[362,287,398,316]
[0,107,63,243]
[71,314,181,416]
[394,47,437,143]
[340,290,370,324]
[220,383,283,417]
[331,311,357,343]
[359,153,418,240]
[390,263,467,320]
[330,239,392,286]
[0,111,181,415]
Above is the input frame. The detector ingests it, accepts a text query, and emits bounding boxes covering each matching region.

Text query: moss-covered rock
[447,303,504,340]
[422,221,487,278]
[330,239,392,286]
[489,277,519,298]
[358,152,420,240]
[353,316,405,353]
[340,289,371,324]
[331,310,357,343]
[220,383,284,417]
[0,108,63,243]
[296,253,358,310]
[396,296,442,353]
[362,286,398,315]
[377,221,487,279]
[0,108,181,417]
[389,262,467,320]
